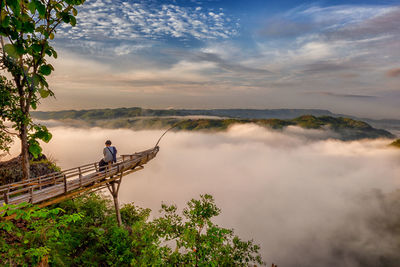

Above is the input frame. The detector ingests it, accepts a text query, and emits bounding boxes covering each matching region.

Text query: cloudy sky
[44,0,400,119]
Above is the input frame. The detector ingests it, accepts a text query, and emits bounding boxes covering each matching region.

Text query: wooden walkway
[0,147,159,208]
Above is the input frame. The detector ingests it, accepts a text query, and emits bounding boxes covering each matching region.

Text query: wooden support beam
[106,166,125,227]
[111,182,122,227]
[116,171,123,195]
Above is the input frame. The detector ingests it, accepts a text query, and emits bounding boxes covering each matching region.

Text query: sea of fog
[6,124,400,266]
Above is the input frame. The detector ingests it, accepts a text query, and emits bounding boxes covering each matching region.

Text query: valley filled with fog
[7,124,400,266]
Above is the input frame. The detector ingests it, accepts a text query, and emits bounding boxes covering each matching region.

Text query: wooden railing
[0,147,159,206]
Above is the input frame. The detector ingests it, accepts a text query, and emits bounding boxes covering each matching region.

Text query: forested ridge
[33,107,335,120]
[33,109,395,141]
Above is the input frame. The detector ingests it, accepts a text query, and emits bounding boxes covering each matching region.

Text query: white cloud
[22,125,400,266]
[58,0,238,47]
[299,5,394,27]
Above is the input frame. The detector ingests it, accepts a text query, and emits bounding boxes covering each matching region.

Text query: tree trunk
[20,122,30,180]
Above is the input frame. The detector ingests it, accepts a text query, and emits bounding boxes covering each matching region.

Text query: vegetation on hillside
[0,194,265,266]
[32,107,335,120]
[390,139,400,148]
[35,113,394,141]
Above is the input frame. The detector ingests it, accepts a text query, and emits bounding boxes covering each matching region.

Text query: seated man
[99,140,117,172]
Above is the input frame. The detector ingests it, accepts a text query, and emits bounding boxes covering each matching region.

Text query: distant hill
[32,107,400,136]
[391,139,400,148]
[32,108,395,141]
[32,107,335,120]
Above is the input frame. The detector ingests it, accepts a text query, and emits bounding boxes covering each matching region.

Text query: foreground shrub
[1,193,265,266]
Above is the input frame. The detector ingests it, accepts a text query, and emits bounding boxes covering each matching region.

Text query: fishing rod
[154,120,191,148]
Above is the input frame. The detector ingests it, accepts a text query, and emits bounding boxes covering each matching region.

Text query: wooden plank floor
[0,147,159,207]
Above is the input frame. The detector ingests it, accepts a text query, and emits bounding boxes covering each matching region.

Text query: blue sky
[44,0,400,118]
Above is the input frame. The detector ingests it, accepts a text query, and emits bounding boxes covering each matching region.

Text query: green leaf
[15,43,24,55]
[45,49,52,57]
[61,13,70,23]
[39,65,52,76]
[28,143,41,158]
[35,126,53,143]
[28,1,36,14]
[49,32,54,40]
[23,22,35,33]
[52,50,58,59]
[1,16,10,27]
[31,44,42,53]
[39,88,50,98]
[70,16,76,26]
[8,0,21,15]
[33,74,41,86]
[55,3,63,11]
[43,131,53,143]
[13,18,22,30]
[31,101,37,110]
[4,44,18,58]
[36,1,46,17]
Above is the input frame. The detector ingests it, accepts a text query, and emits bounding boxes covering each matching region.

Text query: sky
[42,0,400,119]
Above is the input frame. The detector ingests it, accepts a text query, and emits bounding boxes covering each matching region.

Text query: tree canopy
[0,194,265,266]
[0,0,85,178]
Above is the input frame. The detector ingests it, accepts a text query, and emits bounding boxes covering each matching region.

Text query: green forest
[0,194,264,266]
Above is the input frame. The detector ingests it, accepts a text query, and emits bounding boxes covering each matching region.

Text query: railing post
[94,163,98,172]
[78,167,82,186]
[39,176,42,190]
[63,175,67,193]
[3,192,8,204]
[107,162,112,177]
[29,186,33,203]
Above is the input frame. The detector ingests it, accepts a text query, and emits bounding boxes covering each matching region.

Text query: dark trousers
[99,159,107,172]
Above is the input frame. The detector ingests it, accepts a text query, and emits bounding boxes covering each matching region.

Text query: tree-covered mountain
[33,107,336,120]
[32,107,395,141]
[32,107,400,133]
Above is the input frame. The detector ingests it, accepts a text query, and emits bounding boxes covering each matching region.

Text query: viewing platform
[0,147,159,209]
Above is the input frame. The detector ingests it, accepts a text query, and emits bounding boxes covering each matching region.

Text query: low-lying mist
[9,124,400,266]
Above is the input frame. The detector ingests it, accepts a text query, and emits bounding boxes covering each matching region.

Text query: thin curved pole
[154,120,189,148]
